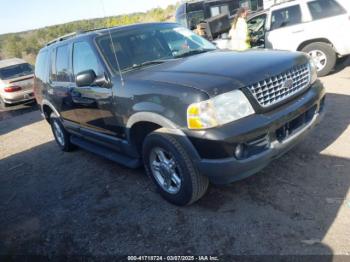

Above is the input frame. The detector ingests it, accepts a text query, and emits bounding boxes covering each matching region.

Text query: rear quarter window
[308,0,346,20]
[35,50,49,81]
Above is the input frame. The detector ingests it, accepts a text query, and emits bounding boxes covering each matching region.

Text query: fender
[41,99,60,120]
[126,112,179,130]
[126,112,202,162]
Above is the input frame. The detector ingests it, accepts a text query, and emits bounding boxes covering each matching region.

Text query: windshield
[187,10,205,30]
[0,63,34,80]
[96,24,216,73]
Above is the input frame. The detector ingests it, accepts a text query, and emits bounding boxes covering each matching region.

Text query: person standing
[228,7,251,51]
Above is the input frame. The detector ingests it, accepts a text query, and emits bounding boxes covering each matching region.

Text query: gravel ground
[0,58,350,258]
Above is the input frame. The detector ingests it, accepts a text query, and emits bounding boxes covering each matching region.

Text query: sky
[0,0,179,35]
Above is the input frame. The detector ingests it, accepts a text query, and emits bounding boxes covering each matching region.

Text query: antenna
[99,0,125,87]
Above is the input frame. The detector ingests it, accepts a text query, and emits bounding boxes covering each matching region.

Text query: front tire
[302,42,336,77]
[50,112,75,152]
[143,128,209,206]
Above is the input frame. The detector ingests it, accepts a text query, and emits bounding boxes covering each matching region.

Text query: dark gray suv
[34,23,325,205]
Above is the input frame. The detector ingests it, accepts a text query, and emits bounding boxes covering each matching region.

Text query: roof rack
[46,32,78,46]
[270,0,296,8]
[45,27,110,46]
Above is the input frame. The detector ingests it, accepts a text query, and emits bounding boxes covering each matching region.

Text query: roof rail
[45,27,110,46]
[46,32,78,46]
[270,0,296,8]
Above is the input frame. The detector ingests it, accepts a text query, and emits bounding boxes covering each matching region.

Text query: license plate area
[276,105,317,143]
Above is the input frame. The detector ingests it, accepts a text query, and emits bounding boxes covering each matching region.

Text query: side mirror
[76,70,96,87]
[94,73,111,88]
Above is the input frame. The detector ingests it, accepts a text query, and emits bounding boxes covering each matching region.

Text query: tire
[50,112,75,152]
[143,128,209,206]
[0,97,8,110]
[301,42,336,77]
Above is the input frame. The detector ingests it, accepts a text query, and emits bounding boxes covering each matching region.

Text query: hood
[126,50,309,97]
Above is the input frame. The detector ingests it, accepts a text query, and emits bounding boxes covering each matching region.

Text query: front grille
[247,64,310,108]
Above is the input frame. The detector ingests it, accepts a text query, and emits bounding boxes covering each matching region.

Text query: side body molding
[41,99,61,120]
[126,112,202,162]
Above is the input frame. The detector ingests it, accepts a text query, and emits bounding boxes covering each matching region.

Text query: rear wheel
[50,112,75,152]
[302,42,336,77]
[0,97,8,110]
[143,128,209,206]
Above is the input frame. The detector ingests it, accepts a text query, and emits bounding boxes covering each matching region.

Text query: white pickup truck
[218,0,350,76]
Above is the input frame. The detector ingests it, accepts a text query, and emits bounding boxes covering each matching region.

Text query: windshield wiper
[174,49,214,58]
[131,59,171,70]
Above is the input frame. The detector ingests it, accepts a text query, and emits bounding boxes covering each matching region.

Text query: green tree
[3,35,23,58]
[0,4,177,61]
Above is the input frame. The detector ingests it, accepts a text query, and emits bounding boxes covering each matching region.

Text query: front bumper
[186,81,325,184]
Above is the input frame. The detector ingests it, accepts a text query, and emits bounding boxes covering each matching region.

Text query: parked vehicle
[247,0,350,76]
[174,0,291,41]
[0,58,35,109]
[175,0,263,41]
[176,0,267,30]
[34,23,325,206]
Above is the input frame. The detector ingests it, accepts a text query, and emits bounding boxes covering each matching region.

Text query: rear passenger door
[49,43,77,122]
[265,4,305,51]
[70,41,121,137]
[304,0,350,55]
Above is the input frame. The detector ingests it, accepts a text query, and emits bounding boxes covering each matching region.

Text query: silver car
[0,58,35,109]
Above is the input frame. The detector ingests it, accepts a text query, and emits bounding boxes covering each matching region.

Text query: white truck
[247,0,350,76]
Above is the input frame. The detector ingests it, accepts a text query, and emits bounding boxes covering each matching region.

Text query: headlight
[309,59,318,84]
[187,90,255,130]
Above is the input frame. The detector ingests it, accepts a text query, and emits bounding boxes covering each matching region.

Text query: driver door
[247,13,267,48]
[70,41,121,138]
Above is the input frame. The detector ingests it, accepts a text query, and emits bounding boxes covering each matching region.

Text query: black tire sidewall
[0,97,7,109]
[50,113,71,151]
[143,132,196,206]
[302,42,336,77]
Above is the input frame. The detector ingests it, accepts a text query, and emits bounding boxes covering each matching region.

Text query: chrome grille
[247,64,310,108]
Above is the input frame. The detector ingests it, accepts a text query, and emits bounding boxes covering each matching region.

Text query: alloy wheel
[149,147,182,194]
[53,121,65,146]
[308,50,327,72]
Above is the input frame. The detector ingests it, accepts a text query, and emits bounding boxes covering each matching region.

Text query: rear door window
[308,0,346,20]
[52,44,71,82]
[271,5,302,30]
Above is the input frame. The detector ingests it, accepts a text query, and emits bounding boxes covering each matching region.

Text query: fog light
[234,144,245,159]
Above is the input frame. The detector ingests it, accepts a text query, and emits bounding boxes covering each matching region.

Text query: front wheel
[143,128,209,206]
[302,42,336,77]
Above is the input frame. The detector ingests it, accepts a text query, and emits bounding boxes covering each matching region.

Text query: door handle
[70,88,96,106]
[292,30,304,33]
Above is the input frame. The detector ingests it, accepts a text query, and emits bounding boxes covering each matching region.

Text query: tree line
[0,5,177,64]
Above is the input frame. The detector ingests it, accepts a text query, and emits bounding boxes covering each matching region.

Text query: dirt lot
[1,59,350,258]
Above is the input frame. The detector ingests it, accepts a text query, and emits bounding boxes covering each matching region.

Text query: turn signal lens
[187,101,218,129]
